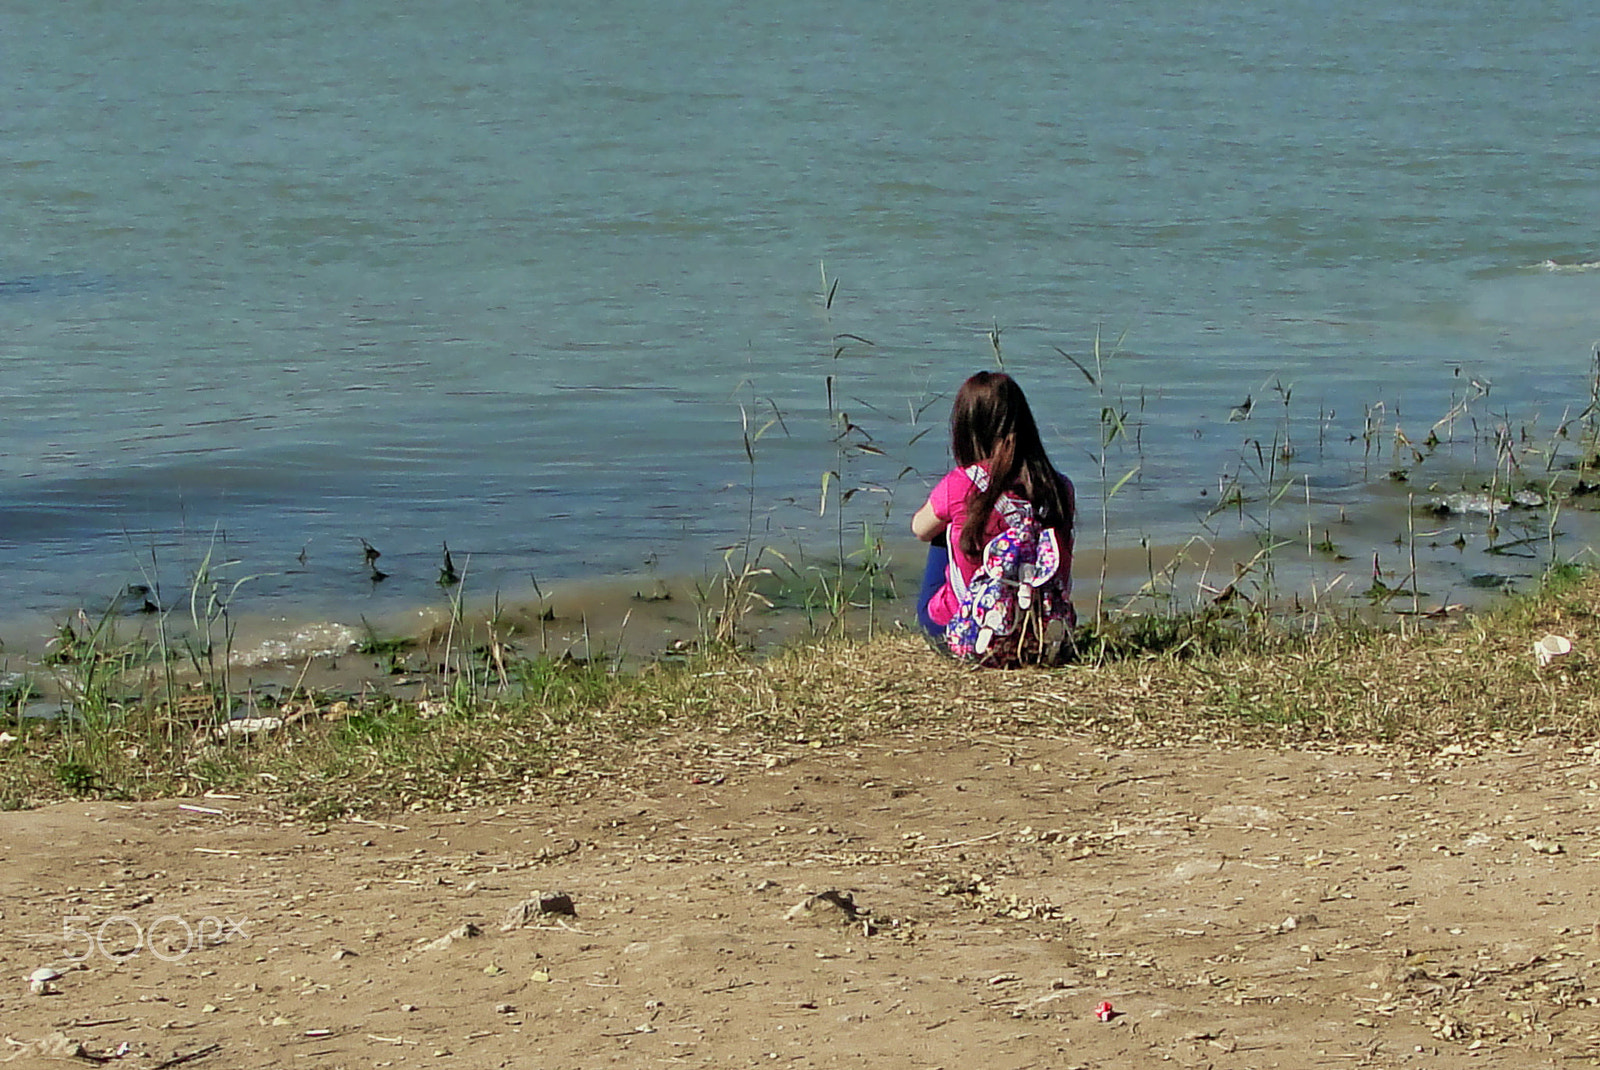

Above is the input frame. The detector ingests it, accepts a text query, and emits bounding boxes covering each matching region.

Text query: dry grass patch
[3,573,1599,815]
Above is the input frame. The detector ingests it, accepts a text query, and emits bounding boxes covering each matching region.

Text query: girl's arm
[911,497,946,542]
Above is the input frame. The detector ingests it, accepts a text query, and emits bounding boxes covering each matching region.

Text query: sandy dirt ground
[4,730,1600,1069]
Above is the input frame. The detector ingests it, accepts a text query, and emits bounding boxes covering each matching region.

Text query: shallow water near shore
[3,493,1585,702]
[4,0,1599,655]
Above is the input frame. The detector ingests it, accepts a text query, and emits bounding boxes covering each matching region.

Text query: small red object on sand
[1095,1000,1114,1022]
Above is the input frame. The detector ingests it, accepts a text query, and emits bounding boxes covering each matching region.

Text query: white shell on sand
[28,967,62,995]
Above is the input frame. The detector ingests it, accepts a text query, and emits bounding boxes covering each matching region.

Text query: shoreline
[2,504,1588,709]
[7,353,1599,684]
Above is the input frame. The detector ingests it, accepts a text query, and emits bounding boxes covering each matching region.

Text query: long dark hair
[950,371,1074,560]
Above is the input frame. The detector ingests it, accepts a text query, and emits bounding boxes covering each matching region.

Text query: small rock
[500,891,577,931]
[400,1003,419,1013]
[214,716,285,741]
[786,890,861,925]
[1426,493,1505,517]
[1172,857,1225,881]
[1279,914,1318,933]
[3,1034,87,1060]
[421,922,482,951]
[1200,805,1282,828]
[494,1002,516,1015]
[332,948,357,961]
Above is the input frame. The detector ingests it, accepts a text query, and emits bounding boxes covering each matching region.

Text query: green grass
[2,565,1598,817]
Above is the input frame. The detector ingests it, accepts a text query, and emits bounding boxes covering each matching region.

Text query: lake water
[4,0,1599,652]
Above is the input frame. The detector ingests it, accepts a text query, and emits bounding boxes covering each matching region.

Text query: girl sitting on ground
[911,371,1076,660]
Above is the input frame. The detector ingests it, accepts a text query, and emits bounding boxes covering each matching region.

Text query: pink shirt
[923,465,1074,627]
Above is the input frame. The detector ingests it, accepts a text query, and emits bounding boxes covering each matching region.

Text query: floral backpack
[944,466,1075,667]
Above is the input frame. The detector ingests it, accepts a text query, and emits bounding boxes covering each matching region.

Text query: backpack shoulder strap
[946,466,986,603]
[947,466,1036,603]
[965,464,1035,527]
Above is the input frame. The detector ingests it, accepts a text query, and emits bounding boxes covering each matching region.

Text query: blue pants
[916,537,948,640]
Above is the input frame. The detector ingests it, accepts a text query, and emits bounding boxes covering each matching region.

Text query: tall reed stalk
[1055,328,1137,626]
